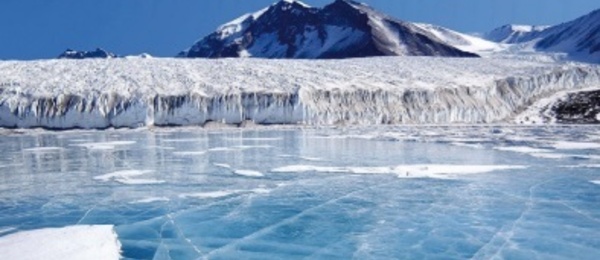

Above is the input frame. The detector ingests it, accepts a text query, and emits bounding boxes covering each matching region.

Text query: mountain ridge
[178,0,479,59]
[485,8,600,63]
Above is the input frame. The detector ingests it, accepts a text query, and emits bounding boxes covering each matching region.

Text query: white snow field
[0,225,121,260]
[1,57,599,129]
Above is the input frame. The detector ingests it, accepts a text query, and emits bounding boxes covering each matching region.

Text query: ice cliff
[0,57,599,129]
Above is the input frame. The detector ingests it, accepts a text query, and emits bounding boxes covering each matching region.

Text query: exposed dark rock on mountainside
[58,48,118,59]
[179,0,478,59]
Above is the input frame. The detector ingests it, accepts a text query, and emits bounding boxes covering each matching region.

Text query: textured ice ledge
[1,57,599,129]
[0,225,121,260]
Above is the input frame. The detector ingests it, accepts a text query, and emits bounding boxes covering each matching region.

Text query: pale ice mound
[1,126,599,259]
[0,225,121,260]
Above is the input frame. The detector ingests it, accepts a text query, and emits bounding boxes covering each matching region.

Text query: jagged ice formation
[0,57,599,129]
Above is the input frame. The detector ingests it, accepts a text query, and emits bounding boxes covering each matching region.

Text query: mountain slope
[179,0,478,59]
[534,9,600,62]
[484,24,549,44]
[413,23,505,55]
[485,9,600,63]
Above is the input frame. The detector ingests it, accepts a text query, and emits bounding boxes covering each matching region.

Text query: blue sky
[1,0,598,60]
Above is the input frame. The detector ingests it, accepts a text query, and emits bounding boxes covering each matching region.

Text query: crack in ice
[76,205,97,225]
[167,213,203,257]
[200,181,395,259]
[471,177,562,259]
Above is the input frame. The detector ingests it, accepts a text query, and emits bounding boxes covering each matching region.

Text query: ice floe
[0,225,121,260]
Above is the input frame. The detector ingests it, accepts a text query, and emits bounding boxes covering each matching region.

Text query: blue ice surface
[0,125,599,259]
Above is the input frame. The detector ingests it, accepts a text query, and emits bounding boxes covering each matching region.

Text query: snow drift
[0,57,599,129]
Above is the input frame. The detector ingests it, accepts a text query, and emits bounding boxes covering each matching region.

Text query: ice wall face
[0,58,599,129]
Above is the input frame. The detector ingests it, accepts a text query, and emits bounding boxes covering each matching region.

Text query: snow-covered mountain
[58,48,118,59]
[485,9,600,63]
[534,9,600,62]
[178,0,478,59]
[484,24,549,44]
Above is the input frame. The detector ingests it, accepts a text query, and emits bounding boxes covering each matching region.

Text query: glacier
[0,57,600,129]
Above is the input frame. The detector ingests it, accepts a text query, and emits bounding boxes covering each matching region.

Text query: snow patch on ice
[393,165,527,179]
[74,141,136,150]
[94,170,152,181]
[552,141,600,150]
[222,137,282,141]
[180,191,237,199]
[561,164,600,169]
[208,147,238,152]
[214,163,232,169]
[0,225,121,260]
[235,145,273,150]
[172,151,207,156]
[179,188,270,199]
[494,146,553,154]
[299,156,324,161]
[94,170,163,185]
[130,197,170,204]
[450,142,484,149]
[278,154,325,161]
[161,138,207,143]
[22,147,64,152]
[530,153,600,160]
[271,165,348,173]
[233,169,264,178]
[115,178,165,185]
[271,164,526,179]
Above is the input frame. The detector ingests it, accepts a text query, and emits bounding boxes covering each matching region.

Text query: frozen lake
[1,126,599,259]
